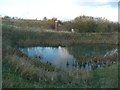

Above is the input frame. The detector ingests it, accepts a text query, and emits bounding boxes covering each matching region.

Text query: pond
[19,44,118,71]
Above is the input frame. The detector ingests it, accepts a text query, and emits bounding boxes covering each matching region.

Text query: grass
[2,24,118,88]
[2,24,118,48]
[89,63,118,88]
[2,53,91,87]
[2,18,55,29]
[3,59,118,88]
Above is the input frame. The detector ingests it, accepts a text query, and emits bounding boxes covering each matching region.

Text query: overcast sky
[0,0,119,22]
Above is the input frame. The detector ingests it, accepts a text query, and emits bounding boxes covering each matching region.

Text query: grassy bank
[2,24,118,88]
[3,58,118,88]
[89,63,118,88]
[2,25,118,48]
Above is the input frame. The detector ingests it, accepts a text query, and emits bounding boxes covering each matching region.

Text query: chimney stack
[55,20,58,31]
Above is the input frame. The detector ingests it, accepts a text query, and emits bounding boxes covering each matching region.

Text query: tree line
[2,15,119,32]
[61,15,119,32]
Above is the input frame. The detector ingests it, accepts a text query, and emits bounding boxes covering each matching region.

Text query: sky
[0,0,119,22]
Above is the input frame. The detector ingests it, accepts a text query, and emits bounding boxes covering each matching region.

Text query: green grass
[3,61,118,88]
[89,64,118,88]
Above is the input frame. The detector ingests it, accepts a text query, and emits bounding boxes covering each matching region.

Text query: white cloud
[74,5,118,22]
[0,0,118,22]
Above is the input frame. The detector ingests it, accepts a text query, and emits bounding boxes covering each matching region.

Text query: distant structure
[71,28,74,32]
[54,20,58,31]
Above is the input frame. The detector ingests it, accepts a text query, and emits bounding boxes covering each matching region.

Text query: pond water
[19,44,117,71]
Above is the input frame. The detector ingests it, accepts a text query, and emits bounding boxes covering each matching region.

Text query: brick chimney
[55,20,58,31]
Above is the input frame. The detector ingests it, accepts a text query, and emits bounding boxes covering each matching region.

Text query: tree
[4,16,11,19]
[43,17,47,20]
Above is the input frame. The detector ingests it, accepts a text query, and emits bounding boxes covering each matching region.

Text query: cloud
[0,0,118,22]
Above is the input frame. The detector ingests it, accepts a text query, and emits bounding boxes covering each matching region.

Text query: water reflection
[19,44,117,71]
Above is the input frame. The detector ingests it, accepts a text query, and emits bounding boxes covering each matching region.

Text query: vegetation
[2,25,118,48]
[65,16,119,32]
[2,16,119,88]
[2,15,120,32]
[3,54,118,88]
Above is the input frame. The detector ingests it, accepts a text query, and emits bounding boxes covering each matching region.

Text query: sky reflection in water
[19,44,117,71]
